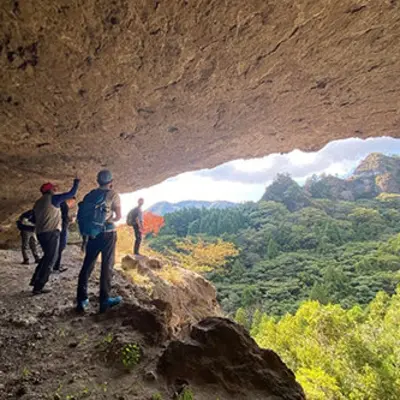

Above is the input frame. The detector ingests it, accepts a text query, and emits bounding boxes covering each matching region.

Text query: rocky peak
[261,174,312,211]
[263,154,400,209]
[353,153,400,178]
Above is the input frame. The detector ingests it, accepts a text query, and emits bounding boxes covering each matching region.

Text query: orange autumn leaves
[117,212,238,274]
[142,211,165,236]
[116,212,164,261]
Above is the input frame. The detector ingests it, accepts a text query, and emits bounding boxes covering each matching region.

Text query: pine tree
[267,238,279,259]
[309,282,330,304]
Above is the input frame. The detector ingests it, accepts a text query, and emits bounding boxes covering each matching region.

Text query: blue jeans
[77,231,116,304]
[54,228,68,270]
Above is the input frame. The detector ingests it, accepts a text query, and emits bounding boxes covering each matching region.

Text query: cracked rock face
[1,0,400,222]
[158,317,306,399]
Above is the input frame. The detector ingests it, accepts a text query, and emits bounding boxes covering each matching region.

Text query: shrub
[121,343,141,369]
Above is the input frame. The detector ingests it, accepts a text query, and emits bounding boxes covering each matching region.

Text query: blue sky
[121,137,400,213]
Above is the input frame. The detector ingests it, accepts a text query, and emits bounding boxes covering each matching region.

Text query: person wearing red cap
[30,177,80,294]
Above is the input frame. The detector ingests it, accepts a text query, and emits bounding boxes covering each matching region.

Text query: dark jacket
[17,210,36,232]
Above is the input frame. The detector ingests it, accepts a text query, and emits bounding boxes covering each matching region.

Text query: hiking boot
[76,299,89,313]
[32,288,52,295]
[53,267,68,274]
[21,260,29,265]
[99,296,122,313]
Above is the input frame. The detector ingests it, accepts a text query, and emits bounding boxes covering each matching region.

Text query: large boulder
[120,254,221,334]
[158,317,305,399]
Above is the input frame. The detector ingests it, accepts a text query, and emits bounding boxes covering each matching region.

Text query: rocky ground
[0,245,304,400]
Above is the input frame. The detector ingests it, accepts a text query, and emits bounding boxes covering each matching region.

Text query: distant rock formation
[354,153,400,178]
[354,153,400,194]
[148,200,237,216]
[261,174,312,211]
[261,153,400,209]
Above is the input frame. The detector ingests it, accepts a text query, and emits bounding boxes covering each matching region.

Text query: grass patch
[121,343,141,370]
[156,265,183,284]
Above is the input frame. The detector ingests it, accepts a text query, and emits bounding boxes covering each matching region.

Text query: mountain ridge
[262,153,400,209]
[148,200,238,216]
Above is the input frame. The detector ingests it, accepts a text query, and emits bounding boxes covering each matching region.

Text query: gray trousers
[21,231,40,262]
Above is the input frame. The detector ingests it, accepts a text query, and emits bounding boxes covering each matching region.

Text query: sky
[121,137,400,214]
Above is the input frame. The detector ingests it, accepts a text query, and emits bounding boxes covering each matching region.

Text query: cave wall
[1,0,400,222]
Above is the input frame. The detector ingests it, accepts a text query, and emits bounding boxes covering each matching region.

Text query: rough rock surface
[308,153,400,200]
[0,246,304,399]
[1,1,400,222]
[354,153,400,194]
[158,317,305,399]
[120,254,222,335]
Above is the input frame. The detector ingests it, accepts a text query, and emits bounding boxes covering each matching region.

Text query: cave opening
[120,136,400,215]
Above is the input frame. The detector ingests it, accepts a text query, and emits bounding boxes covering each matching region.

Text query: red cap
[40,182,55,194]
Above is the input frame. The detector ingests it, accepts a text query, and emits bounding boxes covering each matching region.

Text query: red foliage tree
[142,211,164,236]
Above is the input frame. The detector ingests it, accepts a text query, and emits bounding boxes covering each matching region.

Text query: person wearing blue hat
[76,170,122,313]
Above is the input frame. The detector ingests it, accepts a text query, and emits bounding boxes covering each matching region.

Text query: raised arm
[52,179,80,207]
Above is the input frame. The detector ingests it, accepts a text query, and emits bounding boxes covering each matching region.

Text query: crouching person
[76,170,122,313]
[17,209,40,265]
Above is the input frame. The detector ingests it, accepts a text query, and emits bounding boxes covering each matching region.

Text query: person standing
[16,209,40,265]
[30,178,80,295]
[127,198,144,255]
[53,197,77,273]
[76,170,122,313]
[81,235,88,253]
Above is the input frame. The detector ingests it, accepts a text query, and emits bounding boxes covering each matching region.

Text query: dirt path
[0,246,213,400]
[0,246,305,400]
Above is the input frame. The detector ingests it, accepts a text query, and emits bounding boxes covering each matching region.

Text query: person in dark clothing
[53,197,76,272]
[76,170,122,313]
[16,210,40,264]
[127,198,144,255]
[30,178,80,295]
[81,235,88,253]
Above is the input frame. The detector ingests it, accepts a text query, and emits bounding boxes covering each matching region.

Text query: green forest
[147,154,400,399]
[149,178,400,316]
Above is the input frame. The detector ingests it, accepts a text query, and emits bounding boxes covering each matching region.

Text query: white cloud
[121,137,400,214]
[195,137,400,183]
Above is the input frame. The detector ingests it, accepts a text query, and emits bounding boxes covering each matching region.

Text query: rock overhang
[1,0,399,223]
